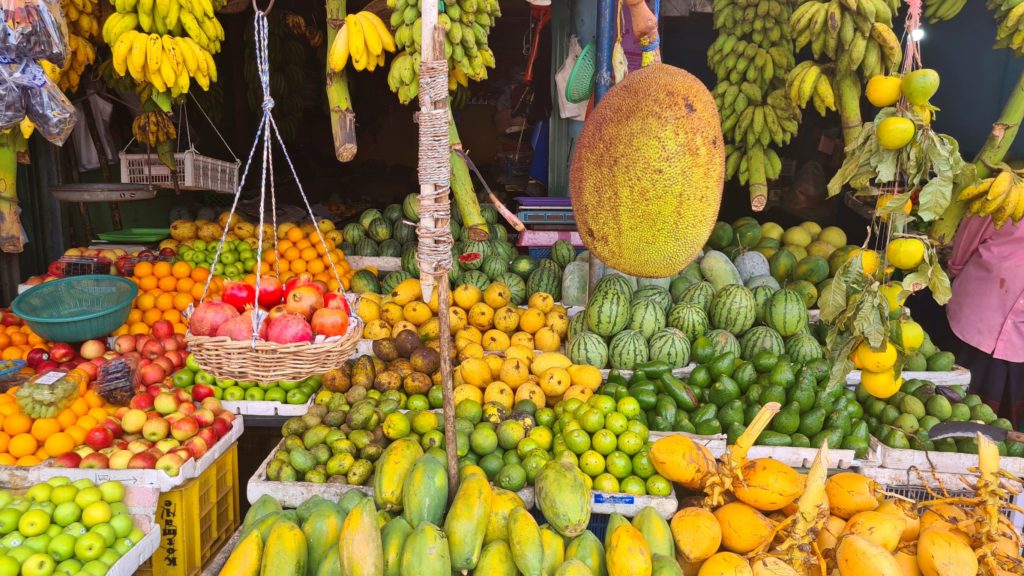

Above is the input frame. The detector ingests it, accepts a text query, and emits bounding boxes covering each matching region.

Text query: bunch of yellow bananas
[106,0,224,55]
[61,0,101,40]
[959,169,1024,228]
[131,112,177,147]
[789,0,902,84]
[110,31,217,96]
[786,61,835,115]
[923,0,967,23]
[327,11,396,73]
[992,0,1024,54]
[41,35,96,93]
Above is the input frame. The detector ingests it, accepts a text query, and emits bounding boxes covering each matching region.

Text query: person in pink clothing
[947,214,1024,427]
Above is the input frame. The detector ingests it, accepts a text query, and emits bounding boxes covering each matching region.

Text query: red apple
[146,411,164,421]
[129,394,154,411]
[183,437,208,459]
[193,408,215,428]
[197,428,218,449]
[85,427,113,451]
[163,350,183,368]
[210,418,231,439]
[142,418,169,442]
[99,447,118,457]
[160,337,180,352]
[134,334,151,350]
[155,453,185,476]
[113,439,129,450]
[120,409,148,434]
[154,439,180,453]
[141,340,165,361]
[114,407,129,419]
[126,440,151,454]
[108,450,134,470]
[178,403,195,416]
[139,364,166,387]
[53,452,82,469]
[191,384,215,403]
[25,348,48,368]
[153,392,179,415]
[170,447,193,462]
[121,433,141,442]
[216,411,236,424]
[171,417,198,441]
[152,356,174,374]
[75,447,95,458]
[36,361,59,373]
[79,339,106,360]
[80,453,109,469]
[113,334,136,353]
[146,385,164,398]
[201,397,223,414]
[76,361,99,380]
[101,418,123,440]
[49,343,75,363]
[174,389,192,405]
[174,334,186,348]
[127,452,158,469]
[151,320,174,340]
[165,413,182,425]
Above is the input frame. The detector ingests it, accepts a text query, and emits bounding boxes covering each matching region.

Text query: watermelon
[594,274,634,299]
[393,220,416,244]
[561,262,589,308]
[350,270,380,294]
[359,209,382,229]
[568,311,587,342]
[648,328,691,368]
[632,286,672,313]
[734,251,770,283]
[669,275,698,303]
[450,219,462,240]
[462,240,491,259]
[496,272,527,305]
[482,257,509,280]
[402,246,420,277]
[378,239,402,257]
[791,256,830,284]
[786,333,824,364]
[751,285,775,324]
[383,204,403,222]
[402,193,420,222]
[447,259,461,284]
[339,241,355,255]
[510,256,538,279]
[707,221,734,249]
[568,331,609,368]
[381,271,412,294]
[343,223,365,245]
[538,259,561,273]
[492,226,508,242]
[551,240,576,268]
[608,330,649,370]
[765,289,809,337]
[745,275,781,290]
[367,218,392,242]
[459,252,483,270]
[677,281,716,313]
[629,298,667,341]
[769,250,796,282]
[527,267,562,301]
[709,284,756,335]
[355,238,379,257]
[667,303,709,342]
[706,329,741,358]
[740,326,786,360]
[459,270,491,291]
[585,289,630,337]
[481,204,498,224]
[489,240,516,262]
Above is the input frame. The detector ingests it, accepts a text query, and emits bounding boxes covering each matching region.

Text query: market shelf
[868,435,1024,476]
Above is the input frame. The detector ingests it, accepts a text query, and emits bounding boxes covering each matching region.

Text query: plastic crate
[120,150,240,195]
[137,444,240,576]
[58,256,112,276]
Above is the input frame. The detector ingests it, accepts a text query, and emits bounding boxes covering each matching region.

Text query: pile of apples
[53,382,235,477]
[190,275,352,344]
[21,246,177,286]
[106,319,188,388]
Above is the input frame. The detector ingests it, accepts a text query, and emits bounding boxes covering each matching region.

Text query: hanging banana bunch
[959,164,1024,229]
[131,111,177,148]
[327,11,397,73]
[990,0,1024,53]
[708,0,800,211]
[43,0,102,94]
[923,0,967,22]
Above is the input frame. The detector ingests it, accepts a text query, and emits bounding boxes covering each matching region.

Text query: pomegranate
[257,275,284,308]
[266,313,313,344]
[285,285,324,320]
[222,282,257,313]
[323,292,351,315]
[267,305,289,321]
[190,301,239,336]
[215,315,267,341]
[311,305,350,337]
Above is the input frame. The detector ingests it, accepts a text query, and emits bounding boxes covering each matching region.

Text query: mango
[632,507,674,558]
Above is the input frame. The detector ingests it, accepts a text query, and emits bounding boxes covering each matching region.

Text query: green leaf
[819,271,848,323]
[825,334,857,394]
[902,269,930,293]
[853,290,886,348]
[151,92,172,113]
[929,262,952,305]
[917,175,954,221]
[875,148,899,183]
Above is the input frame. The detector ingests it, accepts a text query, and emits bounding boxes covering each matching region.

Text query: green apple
[109,503,128,517]
[0,555,18,576]
[52,503,80,528]
[185,353,200,372]
[70,480,93,492]
[72,489,101,511]
[61,523,86,538]
[46,534,76,562]
[8,499,31,513]
[107,515,132,540]
[24,485,52,504]
[126,528,144,545]
[80,503,110,529]
[29,502,54,517]
[96,482,123,505]
[223,386,245,401]
[0,492,12,509]
[23,534,51,554]
[53,558,81,575]
[6,545,32,564]
[48,487,76,507]
[21,552,55,576]
[0,510,20,535]
[18,509,51,537]
[81,559,107,576]
[45,526,60,538]
[43,478,69,488]
[98,549,120,567]
[87,525,114,548]
[72,532,105,562]
[112,537,134,556]
[0,534,22,550]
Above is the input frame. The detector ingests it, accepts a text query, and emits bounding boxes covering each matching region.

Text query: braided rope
[416,59,454,280]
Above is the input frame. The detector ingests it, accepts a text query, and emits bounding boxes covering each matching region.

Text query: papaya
[606,523,653,576]
[296,495,335,525]
[444,468,492,570]
[509,507,545,576]
[241,510,287,543]
[697,552,752,576]
[375,438,425,512]
[339,499,384,576]
[536,454,592,538]
[476,540,518,576]
[652,554,685,576]
[260,521,306,576]
[566,531,606,576]
[485,487,527,543]
[670,508,720,563]
[604,514,631,550]
[302,506,343,568]
[400,522,451,576]
[338,490,368,516]
[315,547,342,576]
[632,507,674,558]
[219,529,262,576]
[381,517,413,576]
[557,559,597,576]
[242,494,281,531]
[541,525,566,576]
[402,454,448,528]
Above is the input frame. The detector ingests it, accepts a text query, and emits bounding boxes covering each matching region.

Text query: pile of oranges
[113,260,223,337]
[0,388,112,466]
[263,222,357,290]
[0,322,48,361]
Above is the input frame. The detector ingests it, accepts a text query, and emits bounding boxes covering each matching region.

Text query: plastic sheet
[0,0,69,66]
[0,60,76,144]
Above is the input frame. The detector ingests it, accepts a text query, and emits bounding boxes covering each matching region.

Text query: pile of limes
[177,239,258,282]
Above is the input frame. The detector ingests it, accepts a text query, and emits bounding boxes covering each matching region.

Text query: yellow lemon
[886,238,926,271]
[854,340,898,372]
[865,75,903,107]
[861,370,902,399]
[876,117,916,150]
[875,194,913,222]
[894,320,925,354]
[849,248,881,276]
[879,282,907,315]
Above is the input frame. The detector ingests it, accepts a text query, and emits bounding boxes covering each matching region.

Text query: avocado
[745,384,764,404]
[302,425,332,449]
[771,402,801,435]
[744,403,762,426]
[798,407,827,437]
[695,418,723,436]
[761,385,787,406]
[970,403,998,424]
[709,352,738,380]
[926,351,956,372]
[718,399,745,429]
[904,353,927,371]
[925,395,952,421]
[708,376,741,406]
[918,415,940,432]
[934,438,958,453]
[726,422,746,445]
[899,396,927,420]
[757,430,791,446]
[949,403,971,422]
[880,405,901,425]
[885,429,910,449]
[894,413,920,435]
[768,362,796,388]
[788,381,816,413]
[963,394,983,407]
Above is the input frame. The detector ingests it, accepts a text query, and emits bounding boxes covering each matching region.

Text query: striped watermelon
[380,271,412,294]
[765,289,809,337]
[489,240,516,262]
[496,272,527,305]
[740,326,786,360]
[551,240,576,268]
[459,270,491,291]
[667,303,709,342]
[482,257,509,280]
[527,267,561,301]
[402,246,420,277]
[745,275,781,290]
[585,289,630,337]
[706,329,741,358]
[538,259,561,273]
[648,328,691,368]
[378,239,402,257]
[393,220,416,244]
[709,284,756,335]
[462,239,492,259]
[367,218,392,242]
[568,332,609,368]
[492,226,508,242]
[568,311,587,341]
[384,203,403,222]
[608,330,649,370]
[629,298,667,341]
[511,256,538,279]
[677,281,716,312]
[343,222,365,245]
[632,286,672,313]
[355,238,379,256]
[751,285,775,324]
[447,259,462,284]
[595,274,634,298]
[785,333,824,364]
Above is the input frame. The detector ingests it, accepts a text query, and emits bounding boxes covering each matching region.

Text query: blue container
[12,275,138,342]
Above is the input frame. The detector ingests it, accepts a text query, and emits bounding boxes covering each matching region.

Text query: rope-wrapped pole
[416,0,459,495]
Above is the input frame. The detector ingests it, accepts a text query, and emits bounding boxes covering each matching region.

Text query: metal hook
[251,0,275,14]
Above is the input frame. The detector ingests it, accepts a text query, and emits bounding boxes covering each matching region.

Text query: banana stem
[448,111,489,240]
[729,402,780,464]
[748,146,768,212]
[930,66,1024,244]
[0,131,21,254]
[327,0,357,162]
[836,70,863,144]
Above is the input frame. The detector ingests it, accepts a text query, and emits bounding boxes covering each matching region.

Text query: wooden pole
[327,0,358,162]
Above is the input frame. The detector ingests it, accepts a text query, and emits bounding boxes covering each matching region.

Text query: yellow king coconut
[650,435,716,490]
[835,534,903,576]
[671,508,721,563]
[916,528,979,576]
[842,510,906,552]
[893,544,922,576]
[824,472,879,519]
[732,458,805,512]
[817,515,847,553]
[698,552,753,576]
[750,557,799,576]
[713,502,775,555]
[875,499,920,542]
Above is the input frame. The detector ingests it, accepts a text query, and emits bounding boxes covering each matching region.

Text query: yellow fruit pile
[453,350,602,412]
[851,340,900,399]
[0,389,112,466]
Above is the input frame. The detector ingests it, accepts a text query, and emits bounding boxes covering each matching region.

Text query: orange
[0,333,10,349]
[34,449,48,460]
[341,276,351,290]
[0,348,19,361]
[243,274,256,286]
[175,277,195,294]
[30,418,60,442]
[277,239,293,253]
[127,309,144,324]
[257,261,271,275]
[85,391,103,408]
[155,293,175,312]
[71,398,89,417]
[283,247,300,262]
[290,259,307,274]
[191,267,211,283]
[0,403,15,417]
[8,433,37,458]
[3,326,16,334]
[15,455,40,466]
[3,413,30,436]
[263,249,278,264]
[327,278,341,292]
[153,261,172,278]
[307,259,325,275]
[191,283,206,300]
[134,261,154,277]
[0,394,13,405]
[277,260,290,274]
[174,323,187,335]
[8,333,26,346]
[295,239,312,251]
[286,226,304,242]
[143,309,163,326]
[136,293,156,311]
[138,275,159,292]
[158,276,178,292]
[130,322,150,335]
[76,415,98,431]
[43,432,74,456]
[57,409,77,430]
[26,334,43,346]
[172,293,193,312]
[0,432,9,453]
[64,425,86,444]
[162,310,182,323]
[315,241,328,256]
[171,261,191,279]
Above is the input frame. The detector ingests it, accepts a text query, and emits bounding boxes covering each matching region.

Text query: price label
[33,371,66,386]
[593,493,634,505]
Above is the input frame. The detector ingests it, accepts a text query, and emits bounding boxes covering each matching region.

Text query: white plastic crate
[120,150,239,194]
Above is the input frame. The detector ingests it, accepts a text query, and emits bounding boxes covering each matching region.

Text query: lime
[616,397,641,419]
[503,450,522,466]
[528,427,553,451]
[579,409,606,434]
[522,452,549,484]
[535,408,556,427]
[517,438,541,459]
[456,400,483,424]
[479,452,505,479]
[470,426,498,455]
[428,385,444,408]
[412,411,439,434]
[646,474,672,496]
[578,450,606,477]
[632,449,655,479]
[552,436,567,455]
[605,451,633,479]
[497,420,526,450]
[562,419,582,434]
[604,412,629,436]
[573,403,590,420]
[559,398,584,417]
[555,450,579,468]
[590,394,617,415]
[591,429,618,456]
[455,418,474,436]
[497,463,527,491]
[456,431,470,457]
[382,413,411,440]
[461,452,479,466]
[617,431,644,456]
[592,473,620,492]
[564,428,592,455]
[420,430,445,450]
[625,421,650,443]
[620,476,646,495]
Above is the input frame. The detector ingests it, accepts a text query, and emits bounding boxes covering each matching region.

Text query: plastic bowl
[12,275,138,342]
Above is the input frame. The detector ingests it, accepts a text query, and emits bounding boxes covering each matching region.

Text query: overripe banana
[131,111,177,147]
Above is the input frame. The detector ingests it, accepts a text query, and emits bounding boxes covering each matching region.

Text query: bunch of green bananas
[959,167,1024,228]
[110,30,218,96]
[790,0,901,81]
[327,11,396,73]
[923,0,967,23]
[132,111,177,147]
[386,0,500,104]
[990,0,1024,54]
[787,61,835,115]
[62,0,101,40]
[106,0,225,54]
[707,35,794,86]
[712,0,792,46]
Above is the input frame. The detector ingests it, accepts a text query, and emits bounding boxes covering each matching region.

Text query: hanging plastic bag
[0,63,23,131]
[0,0,69,66]
[4,60,75,144]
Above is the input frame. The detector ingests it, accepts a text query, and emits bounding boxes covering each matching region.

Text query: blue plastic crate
[528,246,586,260]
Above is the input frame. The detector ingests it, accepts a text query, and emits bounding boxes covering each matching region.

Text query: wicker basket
[185,318,362,382]
[120,150,240,194]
